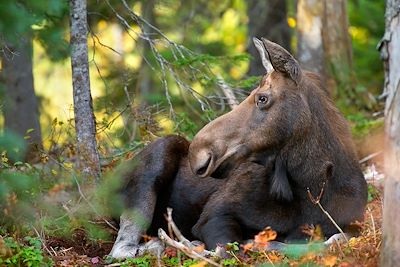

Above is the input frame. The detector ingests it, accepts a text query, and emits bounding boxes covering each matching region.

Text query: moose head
[189,38,362,202]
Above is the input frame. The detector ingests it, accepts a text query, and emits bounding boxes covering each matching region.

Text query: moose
[109,38,367,258]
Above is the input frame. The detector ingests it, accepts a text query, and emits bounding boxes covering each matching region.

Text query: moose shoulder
[109,38,368,258]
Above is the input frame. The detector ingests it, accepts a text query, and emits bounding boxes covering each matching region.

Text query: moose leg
[109,135,190,258]
[110,211,150,258]
[192,210,242,249]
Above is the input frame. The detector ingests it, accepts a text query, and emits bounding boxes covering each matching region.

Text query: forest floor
[42,176,383,267]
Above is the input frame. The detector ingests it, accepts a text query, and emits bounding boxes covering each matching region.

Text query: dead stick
[307,186,348,242]
[166,208,192,247]
[158,228,221,267]
[368,207,377,246]
[165,208,216,257]
[359,151,382,164]
[316,202,348,242]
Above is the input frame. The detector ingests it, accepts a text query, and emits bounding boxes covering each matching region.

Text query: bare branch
[158,228,221,267]
[217,77,239,109]
[307,185,348,242]
[100,0,245,117]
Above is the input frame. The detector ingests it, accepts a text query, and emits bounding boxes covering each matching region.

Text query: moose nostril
[196,154,212,176]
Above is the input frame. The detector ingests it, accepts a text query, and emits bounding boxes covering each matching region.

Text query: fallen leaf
[323,255,337,267]
[254,227,277,245]
[91,257,100,264]
[193,244,205,253]
[301,224,324,241]
[242,242,254,253]
[267,251,282,262]
[190,260,207,267]
[164,246,177,257]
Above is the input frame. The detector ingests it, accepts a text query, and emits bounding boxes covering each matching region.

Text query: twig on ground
[165,208,192,247]
[105,262,123,267]
[164,208,217,257]
[262,251,276,267]
[368,207,377,246]
[158,228,221,267]
[333,239,345,258]
[32,226,54,257]
[59,247,73,256]
[359,151,383,164]
[50,246,58,257]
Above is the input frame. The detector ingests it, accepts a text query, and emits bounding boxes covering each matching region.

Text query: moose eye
[256,94,269,108]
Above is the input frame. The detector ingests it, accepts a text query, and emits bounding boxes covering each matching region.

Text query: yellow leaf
[348,237,360,248]
[287,17,296,28]
[190,260,207,267]
[323,255,337,267]
[64,162,73,169]
[26,128,35,134]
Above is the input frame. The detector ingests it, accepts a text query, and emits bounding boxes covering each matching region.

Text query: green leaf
[0,130,27,161]
[25,129,35,134]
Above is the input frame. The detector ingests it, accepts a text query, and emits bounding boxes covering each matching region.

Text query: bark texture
[297,0,325,75]
[297,0,353,98]
[70,0,100,181]
[1,37,43,161]
[138,0,156,101]
[380,0,400,265]
[247,0,291,76]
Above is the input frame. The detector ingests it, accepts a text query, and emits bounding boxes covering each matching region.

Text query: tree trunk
[1,37,43,162]
[297,0,325,76]
[138,0,156,103]
[70,0,100,181]
[380,0,400,265]
[322,0,353,99]
[247,0,291,76]
[297,0,353,98]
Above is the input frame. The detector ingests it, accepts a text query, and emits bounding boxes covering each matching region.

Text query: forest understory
[40,182,386,267]
[0,154,384,267]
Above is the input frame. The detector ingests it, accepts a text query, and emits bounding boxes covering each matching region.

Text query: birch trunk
[69,0,100,181]
[297,0,353,98]
[297,0,325,76]
[380,0,400,265]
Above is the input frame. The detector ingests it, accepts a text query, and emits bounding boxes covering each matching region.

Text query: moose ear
[261,38,302,84]
[270,155,293,202]
[253,37,274,74]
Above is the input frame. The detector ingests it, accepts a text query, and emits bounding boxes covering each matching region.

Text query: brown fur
[109,39,367,258]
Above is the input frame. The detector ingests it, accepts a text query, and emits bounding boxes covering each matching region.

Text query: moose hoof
[109,243,139,259]
[139,239,165,256]
[109,239,165,259]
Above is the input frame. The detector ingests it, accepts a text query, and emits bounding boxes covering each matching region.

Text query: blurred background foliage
[0,0,386,259]
[0,0,385,154]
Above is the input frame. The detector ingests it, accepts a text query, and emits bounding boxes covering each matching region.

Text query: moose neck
[284,75,360,196]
